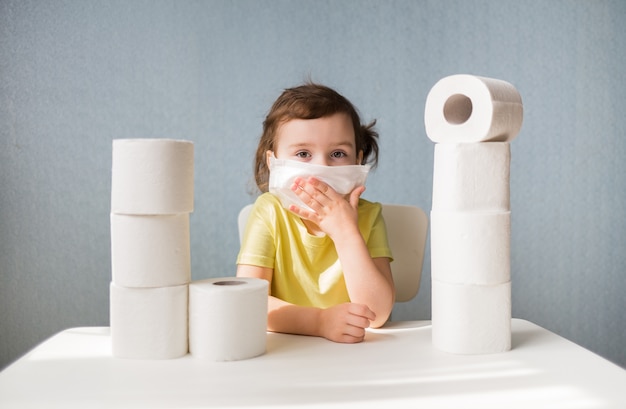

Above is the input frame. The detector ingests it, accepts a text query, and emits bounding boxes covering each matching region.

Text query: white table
[1,319,625,408]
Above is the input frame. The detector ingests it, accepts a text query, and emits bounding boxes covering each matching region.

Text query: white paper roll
[432,279,511,354]
[189,277,268,361]
[430,210,510,285]
[432,142,510,212]
[111,139,194,215]
[110,283,188,359]
[424,75,523,143]
[111,213,191,288]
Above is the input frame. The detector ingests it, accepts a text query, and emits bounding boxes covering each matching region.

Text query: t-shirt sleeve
[365,203,394,261]
[236,195,277,269]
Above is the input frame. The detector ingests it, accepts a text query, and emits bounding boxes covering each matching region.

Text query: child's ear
[266,150,273,168]
[357,150,364,165]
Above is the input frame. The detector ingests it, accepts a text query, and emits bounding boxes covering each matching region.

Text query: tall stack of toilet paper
[424,75,523,354]
[110,138,194,359]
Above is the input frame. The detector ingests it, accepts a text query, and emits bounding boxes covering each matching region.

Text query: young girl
[236,83,394,343]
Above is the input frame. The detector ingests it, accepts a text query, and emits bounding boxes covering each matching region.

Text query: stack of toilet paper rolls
[109,139,194,359]
[424,75,523,354]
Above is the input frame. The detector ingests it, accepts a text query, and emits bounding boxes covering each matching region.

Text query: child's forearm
[267,296,323,336]
[268,296,376,343]
[333,230,395,327]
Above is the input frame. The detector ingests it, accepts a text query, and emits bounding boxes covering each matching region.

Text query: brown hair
[253,82,379,192]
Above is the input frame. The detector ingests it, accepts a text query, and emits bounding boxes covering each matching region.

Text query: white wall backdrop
[1,0,625,369]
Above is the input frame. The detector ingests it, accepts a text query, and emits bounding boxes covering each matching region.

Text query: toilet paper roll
[432,279,511,354]
[111,139,194,214]
[432,143,510,211]
[424,74,523,143]
[111,213,191,288]
[110,283,188,359]
[430,210,510,285]
[189,277,268,361]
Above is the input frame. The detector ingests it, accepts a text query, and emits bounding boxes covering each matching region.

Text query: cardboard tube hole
[213,280,246,286]
[444,94,473,125]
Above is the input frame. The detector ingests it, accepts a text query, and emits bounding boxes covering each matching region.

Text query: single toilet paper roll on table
[111,139,194,215]
[432,279,511,354]
[110,283,188,359]
[430,210,510,285]
[111,213,191,288]
[189,277,268,361]
[432,142,510,212]
[424,74,523,143]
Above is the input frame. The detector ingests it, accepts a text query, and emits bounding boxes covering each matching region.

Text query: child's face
[268,113,362,167]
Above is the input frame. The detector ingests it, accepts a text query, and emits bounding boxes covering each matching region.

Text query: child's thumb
[349,185,365,207]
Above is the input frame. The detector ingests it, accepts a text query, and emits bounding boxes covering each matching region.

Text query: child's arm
[288,177,396,328]
[236,263,376,343]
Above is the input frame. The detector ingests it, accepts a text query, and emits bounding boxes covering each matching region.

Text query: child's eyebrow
[328,142,357,151]
[285,142,313,150]
[333,141,356,148]
[285,141,356,150]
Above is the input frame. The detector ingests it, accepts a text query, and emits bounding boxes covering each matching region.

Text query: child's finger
[288,204,316,221]
[348,303,376,322]
[349,185,366,207]
[305,177,343,200]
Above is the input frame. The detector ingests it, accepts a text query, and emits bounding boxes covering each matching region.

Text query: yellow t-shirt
[236,193,393,308]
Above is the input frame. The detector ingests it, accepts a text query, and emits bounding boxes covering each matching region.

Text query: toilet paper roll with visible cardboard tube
[431,279,511,354]
[111,139,194,215]
[110,283,188,359]
[432,142,510,212]
[189,277,268,361]
[424,75,523,143]
[430,210,510,285]
[111,213,191,288]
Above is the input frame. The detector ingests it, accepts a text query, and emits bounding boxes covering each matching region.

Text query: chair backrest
[380,204,428,302]
[237,203,428,303]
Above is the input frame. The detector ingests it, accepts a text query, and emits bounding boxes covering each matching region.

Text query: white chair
[238,203,428,303]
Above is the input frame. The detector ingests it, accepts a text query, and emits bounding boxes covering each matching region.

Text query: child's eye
[330,151,347,159]
[295,151,311,159]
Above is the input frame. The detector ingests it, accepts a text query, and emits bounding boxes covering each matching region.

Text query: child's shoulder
[357,198,383,219]
[255,192,282,206]
[358,198,382,211]
[251,192,288,220]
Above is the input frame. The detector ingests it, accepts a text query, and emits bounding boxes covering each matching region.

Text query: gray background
[1,0,625,370]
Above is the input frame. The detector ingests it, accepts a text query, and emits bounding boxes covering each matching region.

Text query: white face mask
[268,153,370,211]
